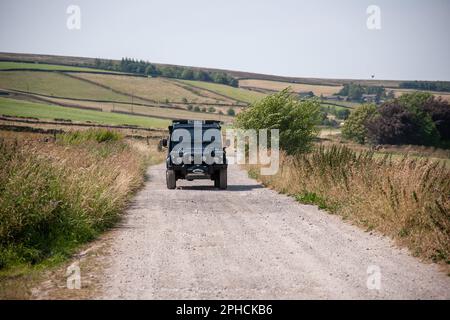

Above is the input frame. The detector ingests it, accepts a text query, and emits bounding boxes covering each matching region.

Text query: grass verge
[247,145,450,265]
[0,129,163,276]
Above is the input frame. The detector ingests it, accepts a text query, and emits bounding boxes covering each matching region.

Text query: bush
[341,104,377,144]
[336,109,350,120]
[367,93,444,147]
[235,88,321,155]
[367,100,439,146]
[227,108,235,116]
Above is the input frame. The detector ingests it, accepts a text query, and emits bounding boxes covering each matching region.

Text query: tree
[341,104,377,144]
[145,64,157,76]
[193,70,210,81]
[365,92,442,146]
[181,69,194,80]
[366,101,438,146]
[336,109,350,120]
[422,96,450,142]
[235,88,321,155]
[193,106,200,112]
[227,108,235,116]
[208,106,216,113]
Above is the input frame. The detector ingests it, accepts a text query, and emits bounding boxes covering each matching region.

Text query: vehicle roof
[169,120,221,132]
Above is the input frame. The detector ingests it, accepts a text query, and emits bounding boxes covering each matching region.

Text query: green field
[0,61,116,73]
[0,97,169,128]
[180,80,265,104]
[71,73,225,103]
[0,71,138,102]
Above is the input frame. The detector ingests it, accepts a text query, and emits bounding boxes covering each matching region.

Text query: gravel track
[99,163,450,299]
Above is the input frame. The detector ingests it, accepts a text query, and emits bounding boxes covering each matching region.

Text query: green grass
[0,61,117,73]
[0,132,151,274]
[295,192,330,210]
[180,80,265,104]
[0,97,170,128]
[0,71,135,102]
[58,129,123,145]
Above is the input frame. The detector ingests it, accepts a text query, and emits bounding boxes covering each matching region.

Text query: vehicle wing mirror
[161,138,168,148]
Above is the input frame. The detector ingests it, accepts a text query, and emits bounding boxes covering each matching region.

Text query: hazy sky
[1,0,449,81]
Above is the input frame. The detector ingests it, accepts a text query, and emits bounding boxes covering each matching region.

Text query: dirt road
[99,163,450,299]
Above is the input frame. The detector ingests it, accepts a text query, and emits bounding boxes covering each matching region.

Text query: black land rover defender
[161,120,228,190]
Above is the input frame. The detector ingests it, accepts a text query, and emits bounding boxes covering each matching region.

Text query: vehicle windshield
[170,127,222,150]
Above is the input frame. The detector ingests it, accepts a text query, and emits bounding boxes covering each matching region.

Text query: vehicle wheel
[214,175,220,188]
[219,168,227,190]
[166,170,176,189]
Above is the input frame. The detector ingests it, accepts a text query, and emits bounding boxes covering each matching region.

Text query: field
[0,97,170,128]
[239,79,342,96]
[392,88,450,102]
[24,95,234,122]
[0,70,241,122]
[0,61,115,73]
[179,79,265,104]
[70,73,230,104]
[0,71,137,102]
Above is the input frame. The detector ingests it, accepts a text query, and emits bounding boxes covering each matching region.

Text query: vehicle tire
[214,175,220,188]
[166,170,176,189]
[219,168,227,190]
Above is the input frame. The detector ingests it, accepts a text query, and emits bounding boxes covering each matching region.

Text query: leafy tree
[366,100,439,146]
[193,106,200,112]
[336,109,350,120]
[181,69,194,80]
[364,92,446,146]
[341,104,377,144]
[208,106,216,113]
[422,96,450,142]
[187,105,193,111]
[145,64,157,76]
[212,72,229,84]
[235,89,321,155]
[227,108,235,116]
[193,70,210,81]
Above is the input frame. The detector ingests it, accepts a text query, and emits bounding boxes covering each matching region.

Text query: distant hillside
[0,52,416,88]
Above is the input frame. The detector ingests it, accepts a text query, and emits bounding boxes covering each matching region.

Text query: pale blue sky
[1,0,449,81]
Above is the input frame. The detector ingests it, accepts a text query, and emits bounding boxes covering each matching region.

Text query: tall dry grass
[0,129,162,271]
[248,145,450,264]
